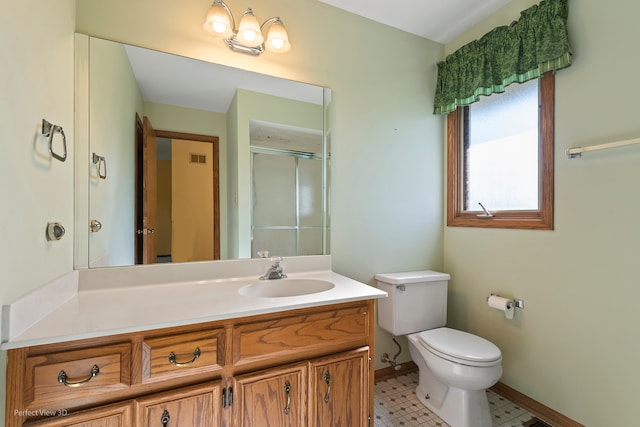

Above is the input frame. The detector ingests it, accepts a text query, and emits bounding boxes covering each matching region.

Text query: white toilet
[375,271,502,427]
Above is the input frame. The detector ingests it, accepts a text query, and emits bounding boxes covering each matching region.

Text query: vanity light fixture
[203,0,291,55]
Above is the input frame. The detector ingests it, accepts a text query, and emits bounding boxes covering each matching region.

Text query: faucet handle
[270,256,283,266]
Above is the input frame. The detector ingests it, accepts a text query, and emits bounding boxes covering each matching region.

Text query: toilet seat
[417,328,502,367]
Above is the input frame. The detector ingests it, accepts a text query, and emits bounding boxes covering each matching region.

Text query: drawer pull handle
[168,347,201,367]
[57,364,100,387]
[323,370,331,403]
[161,409,170,426]
[284,380,291,415]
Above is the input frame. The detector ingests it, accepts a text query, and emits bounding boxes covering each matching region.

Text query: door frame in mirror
[135,114,221,265]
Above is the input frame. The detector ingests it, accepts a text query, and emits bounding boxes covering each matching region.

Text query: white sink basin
[238,279,335,298]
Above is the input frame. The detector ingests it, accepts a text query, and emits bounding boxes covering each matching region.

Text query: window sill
[447,211,553,230]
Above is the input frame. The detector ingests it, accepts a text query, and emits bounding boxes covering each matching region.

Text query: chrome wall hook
[42,119,67,162]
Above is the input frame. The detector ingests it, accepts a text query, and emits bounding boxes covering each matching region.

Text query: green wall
[444,1,640,425]
[0,0,76,419]
[84,36,144,267]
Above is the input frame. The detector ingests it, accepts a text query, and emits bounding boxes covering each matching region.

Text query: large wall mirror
[75,35,331,269]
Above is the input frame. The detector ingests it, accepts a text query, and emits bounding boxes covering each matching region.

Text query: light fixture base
[224,37,264,56]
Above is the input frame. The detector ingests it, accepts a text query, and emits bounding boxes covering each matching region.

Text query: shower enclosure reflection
[250,120,328,257]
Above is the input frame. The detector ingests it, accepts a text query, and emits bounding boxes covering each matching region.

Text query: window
[447,71,554,230]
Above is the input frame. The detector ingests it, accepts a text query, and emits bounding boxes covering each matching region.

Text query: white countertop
[1,256,387,349]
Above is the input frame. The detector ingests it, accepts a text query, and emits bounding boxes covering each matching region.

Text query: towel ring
[42,119,67,162]
[92,153,107,180]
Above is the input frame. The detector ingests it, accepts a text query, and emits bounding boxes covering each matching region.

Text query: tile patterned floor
[374,372,536,427]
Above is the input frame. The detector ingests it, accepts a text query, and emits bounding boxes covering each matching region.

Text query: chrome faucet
[260,257,287,280]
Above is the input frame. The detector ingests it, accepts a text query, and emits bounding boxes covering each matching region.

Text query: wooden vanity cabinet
[6,300,375,427]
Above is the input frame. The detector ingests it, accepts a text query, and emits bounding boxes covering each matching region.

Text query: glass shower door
[251,149,323,257]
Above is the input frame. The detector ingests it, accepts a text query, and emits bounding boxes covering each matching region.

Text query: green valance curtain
[433,0,572,115]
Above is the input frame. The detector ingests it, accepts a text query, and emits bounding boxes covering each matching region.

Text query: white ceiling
[318,0,511,43]
[124,44,324,114]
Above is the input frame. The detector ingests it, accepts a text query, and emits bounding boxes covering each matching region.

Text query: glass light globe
[265,19,290,53]
[203,1,233,39]
[237,8,264,47]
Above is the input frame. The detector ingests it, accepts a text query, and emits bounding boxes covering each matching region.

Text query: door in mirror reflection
[140,116,158,264]
[170,139,215,263]
[135,115,220,265]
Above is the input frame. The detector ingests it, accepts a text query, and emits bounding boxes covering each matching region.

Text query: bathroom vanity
[3,256,386,427]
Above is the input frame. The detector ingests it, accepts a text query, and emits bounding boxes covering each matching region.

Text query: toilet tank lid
[374,270,451,285]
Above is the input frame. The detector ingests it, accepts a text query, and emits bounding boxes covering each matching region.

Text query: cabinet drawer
[233,304,369,367]
[142,329,225,383]
[24,343,131,409]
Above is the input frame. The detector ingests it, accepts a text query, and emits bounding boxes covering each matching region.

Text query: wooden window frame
[446,71,555,230]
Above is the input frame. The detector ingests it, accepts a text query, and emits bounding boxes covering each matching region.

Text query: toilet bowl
[375,270,503,427]
[407,327,502,427]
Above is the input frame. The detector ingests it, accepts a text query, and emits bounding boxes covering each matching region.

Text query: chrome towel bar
[567,137,640,158]
[42,119,67,162]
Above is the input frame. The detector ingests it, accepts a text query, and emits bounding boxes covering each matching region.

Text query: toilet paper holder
[486,293,525,309]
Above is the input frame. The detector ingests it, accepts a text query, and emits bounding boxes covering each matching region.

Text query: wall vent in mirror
[190,153,207,164]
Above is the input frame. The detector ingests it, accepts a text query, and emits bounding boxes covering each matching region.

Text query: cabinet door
[24,401,133,426]
[135,382,222,427]
[233,362,307,427]
[309,348,369,427]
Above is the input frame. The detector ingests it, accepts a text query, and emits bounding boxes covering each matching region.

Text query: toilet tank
[375,270,451,336]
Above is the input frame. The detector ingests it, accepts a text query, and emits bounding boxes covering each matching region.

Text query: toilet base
[414,383,493,427]
[407,332,499,427]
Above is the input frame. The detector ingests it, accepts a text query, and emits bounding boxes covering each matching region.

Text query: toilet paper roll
[488,295,514,320]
